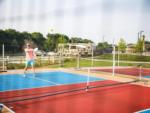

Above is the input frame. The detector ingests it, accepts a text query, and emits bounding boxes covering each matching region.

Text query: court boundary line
[0,70,55,76]
[0,83,57,93]
[27,76,61,85]
[0,103,15,113]
[135,108,150,113]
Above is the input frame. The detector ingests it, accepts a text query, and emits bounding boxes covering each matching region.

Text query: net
[1,79,139,104]
[89,59,150,78]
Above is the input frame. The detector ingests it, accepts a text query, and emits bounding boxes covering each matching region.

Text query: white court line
[135,108,150,113]
[26,76,62,86]
[23,71,62,85]
[0,104,15,113]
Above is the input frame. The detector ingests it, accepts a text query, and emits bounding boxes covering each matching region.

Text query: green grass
[95,54,150,62]
[7,63,25,69]
[48,59,113,68]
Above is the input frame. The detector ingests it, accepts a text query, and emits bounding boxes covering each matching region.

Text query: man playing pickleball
[24,43,36,77]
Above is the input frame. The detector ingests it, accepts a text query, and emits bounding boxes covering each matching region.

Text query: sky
[0,0,150,44]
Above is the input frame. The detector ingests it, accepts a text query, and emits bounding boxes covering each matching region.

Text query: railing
[0,56,74,65]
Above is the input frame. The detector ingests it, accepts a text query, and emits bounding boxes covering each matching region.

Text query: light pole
[139,31,145,53]
[137,30,145,54]
[140,31,144,38]
[142,35,145,52]
[76,46,80,69]
[138,30,144,39]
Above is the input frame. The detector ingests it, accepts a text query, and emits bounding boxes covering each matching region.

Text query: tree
[0,28,95,54]
[31,32,46,50]
[82,39,93,43]
[58,34,69,44]
[70,37,93,43]
[20,31,31,45]
[118,38,126,53]
[0,29,47,54]
[4,29,21,53]
[45,33,69,51]
[96,42,112,54]
[96,42,111,50]
[0,29,8,45]
[70,37,82,43]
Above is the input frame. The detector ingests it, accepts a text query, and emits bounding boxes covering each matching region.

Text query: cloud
[0,0,150,43]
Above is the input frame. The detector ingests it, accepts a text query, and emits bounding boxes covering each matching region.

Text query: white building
[57,43,95,56]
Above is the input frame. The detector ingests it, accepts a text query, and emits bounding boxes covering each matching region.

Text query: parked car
[47,52,57,56]
[35,50,46,56]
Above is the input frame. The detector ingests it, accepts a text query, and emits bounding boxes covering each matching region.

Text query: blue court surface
[0,71,104,92]
[144,76,150,79]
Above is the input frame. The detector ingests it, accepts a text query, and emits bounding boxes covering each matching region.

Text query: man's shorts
[26,60,35,66]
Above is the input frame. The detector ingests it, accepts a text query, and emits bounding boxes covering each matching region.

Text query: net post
[117,50,120,66]
[76,46,80,69]
[139,64,142,80]
[86,67,90,91]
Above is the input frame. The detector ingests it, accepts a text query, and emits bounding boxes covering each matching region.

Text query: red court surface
[92,68,150,76]
[1,80,150,113]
